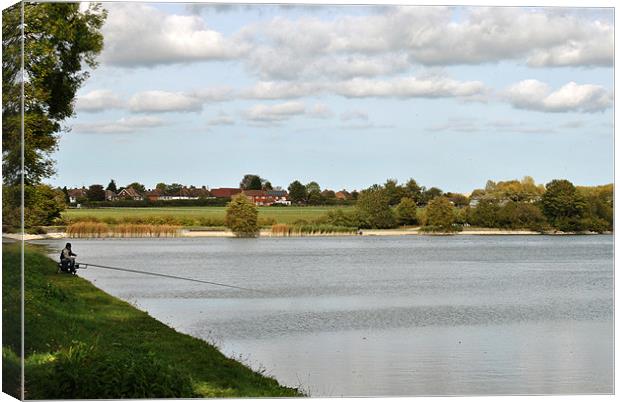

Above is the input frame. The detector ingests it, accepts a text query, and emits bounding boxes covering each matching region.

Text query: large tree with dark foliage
[2,3,106,229]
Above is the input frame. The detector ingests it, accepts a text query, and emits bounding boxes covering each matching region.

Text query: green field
[62,206,353,226]
[2,243,302,398]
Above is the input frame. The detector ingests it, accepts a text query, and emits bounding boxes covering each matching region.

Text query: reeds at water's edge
[271,223,357,236]
[67,221,179,238]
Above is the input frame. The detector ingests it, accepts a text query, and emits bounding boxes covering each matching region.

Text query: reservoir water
[36,235,613,396]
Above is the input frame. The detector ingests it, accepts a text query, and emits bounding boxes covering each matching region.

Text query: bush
[355,188,397,229]
[33,342,196,399]
[423,196,460,233]
[225,195,259,237]
[395,197,417,226]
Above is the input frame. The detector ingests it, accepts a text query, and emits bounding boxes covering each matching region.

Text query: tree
[86,184,105,201]
[424,196,458,232]
[404,178,422,204]
[3,3,106,185]
[240,174,263,190]
[469,199,501,228]
[2,3,106,228]
[262,181,273,191]
[541,179,586,231]
[496,201,548,231]
[383,179,405,206]
[106,179,117,192]
[126,182,146,194]
[225,194,259,237]
[355,187,397,229]
[395,197,418,225]
[420,187,443,205]
[156,183,168,192]
[166,183,183,195]
[288,180,307,204]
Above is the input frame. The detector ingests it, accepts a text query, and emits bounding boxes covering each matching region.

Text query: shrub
[34,342,196,399]
[225,195,259,237]
[395,197,417,226]
[423,196,460,233]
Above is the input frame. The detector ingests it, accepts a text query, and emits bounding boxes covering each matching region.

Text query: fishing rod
[77,262,270,295]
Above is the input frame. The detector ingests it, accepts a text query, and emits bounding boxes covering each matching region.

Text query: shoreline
[4,227,611,241]
[2,243,301,398]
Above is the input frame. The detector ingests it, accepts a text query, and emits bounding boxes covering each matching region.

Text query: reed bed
[67,221,179,238]
[271,223,357,236]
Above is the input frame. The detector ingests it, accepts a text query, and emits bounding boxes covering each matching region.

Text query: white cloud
[76,90,125,112]
[129,91,203,113]
[73,116,165,133]
[243,101,306,123]
[241,81,323,100]
[505,80,612,113]
[101,3,247,67]
[335,76,487,99]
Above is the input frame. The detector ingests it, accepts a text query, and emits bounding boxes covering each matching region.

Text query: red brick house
[211,188,242,198]
[242,190,290,206]
[68,188,87,204]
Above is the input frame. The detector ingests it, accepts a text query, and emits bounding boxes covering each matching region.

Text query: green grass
[62,206,354,227]
[2,243,302,399]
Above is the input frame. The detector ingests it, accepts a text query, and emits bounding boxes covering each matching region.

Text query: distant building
[243,190,290,206]
[117,187,143,200]
[104,190,118,201]
[144,189,162,201]
[335,191,350,200]
[211,188,242,198]
[67,188,87,204]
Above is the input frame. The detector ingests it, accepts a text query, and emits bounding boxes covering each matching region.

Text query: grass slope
[62,206,354,226]
[2,243,302,399]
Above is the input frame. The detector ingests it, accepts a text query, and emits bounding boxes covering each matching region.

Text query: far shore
[4,227,611,241]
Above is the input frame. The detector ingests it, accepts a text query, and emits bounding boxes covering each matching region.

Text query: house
[211,188,242,198]
[104,190,118,201]
[266,190,291,205]
[242,190,290,206]
[335,191,350,200]
[117,186,143,200]
[144,189,162,201]
[67,188,87,204]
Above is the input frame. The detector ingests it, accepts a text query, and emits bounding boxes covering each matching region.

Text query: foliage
[240,174,263,190]
[125,182,146,193]
[355,187,397,229]
[395,197,418,225]
[383,179,406,206]
[324,208,359,227]
[225,194,259,237]
[271,223,357,236]
[106,179,117,192]
[420,187,443,205]
[287,180,307,204]
[2,3,106,185]
[496,201,548,232]
[468,199,501,228]
[541,179,586,231]
[423,196,458,232]
[35,342,196,399]
[86,184,105,201]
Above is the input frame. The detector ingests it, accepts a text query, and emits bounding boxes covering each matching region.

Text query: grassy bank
[2,243,302,399]
[62,206,354,227]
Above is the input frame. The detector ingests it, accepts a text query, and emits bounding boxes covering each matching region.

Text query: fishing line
[78,262,270,295]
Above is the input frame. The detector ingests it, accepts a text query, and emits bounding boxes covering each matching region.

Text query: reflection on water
[35,235,613,396]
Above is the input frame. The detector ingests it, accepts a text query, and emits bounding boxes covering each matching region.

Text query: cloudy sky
[53,2,614,193]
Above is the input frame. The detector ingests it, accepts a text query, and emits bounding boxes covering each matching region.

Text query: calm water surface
[36,235,613,396]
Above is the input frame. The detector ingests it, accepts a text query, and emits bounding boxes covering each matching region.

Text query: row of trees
[316,178,613,233]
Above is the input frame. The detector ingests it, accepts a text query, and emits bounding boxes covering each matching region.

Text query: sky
[50,2,614,193]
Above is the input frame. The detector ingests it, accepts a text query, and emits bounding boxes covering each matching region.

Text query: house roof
[68,188,87,197]
[242,190,268,196]
[211,188,241,198]
[266,190,287,197]
[119,187,142,197]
